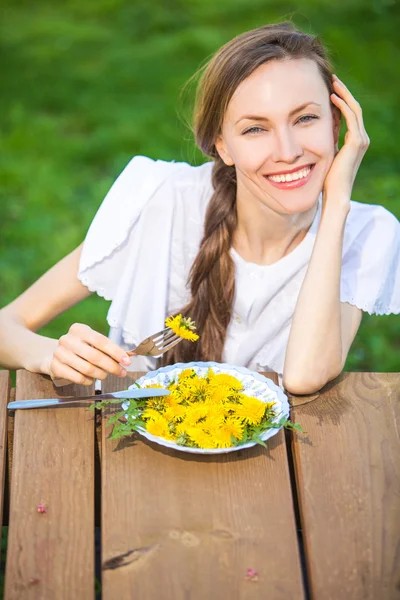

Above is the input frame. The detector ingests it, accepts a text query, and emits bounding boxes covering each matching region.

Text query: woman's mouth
[263,164,315,190]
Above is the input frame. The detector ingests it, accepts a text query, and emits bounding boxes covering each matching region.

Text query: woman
[0,22,398,394]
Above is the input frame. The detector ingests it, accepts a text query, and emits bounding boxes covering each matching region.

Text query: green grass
[0,0,399,371]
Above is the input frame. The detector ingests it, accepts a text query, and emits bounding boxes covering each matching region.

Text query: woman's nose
[271,129,303,164]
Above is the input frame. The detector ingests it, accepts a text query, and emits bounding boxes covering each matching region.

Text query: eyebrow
[235,102,322,125]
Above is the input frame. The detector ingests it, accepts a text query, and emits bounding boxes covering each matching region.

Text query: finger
[69,324,131,367]
[54,346,121,382]
[330,94,367,147]
[60,335,128,377]
[50,357,94,387]
[332,76,362,115]
[332,77,368,139]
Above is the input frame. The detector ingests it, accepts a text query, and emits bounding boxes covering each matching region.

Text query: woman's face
[216,58,340,215]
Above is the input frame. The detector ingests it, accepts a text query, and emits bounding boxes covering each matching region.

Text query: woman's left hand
[323,75,370,208]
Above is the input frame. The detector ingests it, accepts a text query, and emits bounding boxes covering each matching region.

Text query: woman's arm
[283,75,369,395]
[0,244,90,372]
[282,202,362,395]
[0,244,131,385]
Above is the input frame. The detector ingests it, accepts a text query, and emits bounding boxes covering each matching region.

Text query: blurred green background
[1,0,399,372]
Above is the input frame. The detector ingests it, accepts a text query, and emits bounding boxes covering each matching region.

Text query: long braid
[162,157,237,365]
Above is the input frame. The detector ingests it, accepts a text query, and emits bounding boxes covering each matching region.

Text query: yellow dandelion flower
[174,377,207,403]
[202,403,225,423]
[212,428,235,448]
[265,401,277,410]
[186,427,214,449]
[205,368,217,384]
[183,404,209,426]
[167,382,179,393]
[164,405,186,422]
[175,422,189,436]
[185,377,210,402]
[145,415,174,440]
[165,314,200,342]
[209,373,243,391]
[223,417,245,440]
[208,385,233,405]
[142,408,161,421]
[202,413,225,432]
[164,392,184,408]
[234,395,266,425]
[178,368,197,380]
[143,383,165,389]
[224,401,242,413]
[147,397,167,411]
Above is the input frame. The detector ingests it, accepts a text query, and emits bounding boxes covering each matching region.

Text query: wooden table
[0,369,398,599]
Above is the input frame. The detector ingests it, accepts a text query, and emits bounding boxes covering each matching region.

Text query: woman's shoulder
[347,199,399,229]
[341,200,400,315]
[344,199,399,249]
[79,155,214,274]
[115,155,214,216]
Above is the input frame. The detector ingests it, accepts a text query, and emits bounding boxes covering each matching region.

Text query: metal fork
[126,327,181,357]
[53,327,182,387]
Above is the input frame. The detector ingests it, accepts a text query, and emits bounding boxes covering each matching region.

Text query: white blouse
[78,155,400,387]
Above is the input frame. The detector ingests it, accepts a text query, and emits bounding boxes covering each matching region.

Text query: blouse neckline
[230,194,322,273]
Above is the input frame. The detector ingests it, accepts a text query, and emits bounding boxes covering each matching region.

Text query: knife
[7,388,170,410]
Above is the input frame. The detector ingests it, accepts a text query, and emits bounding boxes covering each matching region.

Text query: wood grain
[4,371,95,600]
[100,371,305,600]
[7,388,15,483]
[0,372,10,546]
[290,372,400,600]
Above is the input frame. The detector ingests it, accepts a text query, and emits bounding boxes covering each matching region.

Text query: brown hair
[163,21,337,365]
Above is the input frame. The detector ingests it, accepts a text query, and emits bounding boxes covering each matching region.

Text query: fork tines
[153,328,181,352]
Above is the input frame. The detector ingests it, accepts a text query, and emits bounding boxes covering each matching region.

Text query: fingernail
[121,356,131,366]
[120,369,127,377]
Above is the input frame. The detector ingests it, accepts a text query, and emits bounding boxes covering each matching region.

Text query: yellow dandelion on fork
[165,314,199,342]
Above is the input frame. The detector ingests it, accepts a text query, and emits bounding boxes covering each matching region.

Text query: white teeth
[268,165,312,183]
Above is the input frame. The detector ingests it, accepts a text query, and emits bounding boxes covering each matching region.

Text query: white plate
[126,361,290,455]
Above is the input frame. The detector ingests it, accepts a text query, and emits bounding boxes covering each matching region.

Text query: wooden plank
[101,371,305,600]
[0,372,10,540]
[289,372,400,600]
[4,371,95,600]
[6,387,15,516]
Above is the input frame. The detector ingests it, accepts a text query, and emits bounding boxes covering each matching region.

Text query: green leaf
[107,411,126,424]
[253,437,267,448]
[284,421,306,434]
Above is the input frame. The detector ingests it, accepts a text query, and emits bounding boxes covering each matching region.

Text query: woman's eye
[243,115,318,135]
[243,126,265,135]
[297,114,319,124]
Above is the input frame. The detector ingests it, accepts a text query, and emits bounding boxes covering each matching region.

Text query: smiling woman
[216,58,339,219]
[0,21,398,393]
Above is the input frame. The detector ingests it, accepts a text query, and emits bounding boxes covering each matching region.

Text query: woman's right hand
[47,323,132,386]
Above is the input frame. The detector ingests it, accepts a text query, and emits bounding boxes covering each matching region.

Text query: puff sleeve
[77,155,193,349]
[340,201,400,315]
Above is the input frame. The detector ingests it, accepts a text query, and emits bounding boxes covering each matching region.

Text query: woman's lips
[263,164,315,190]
